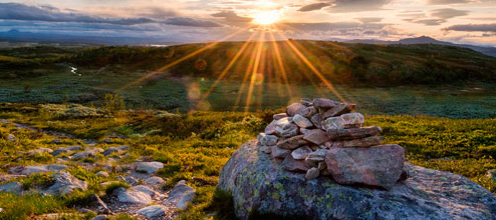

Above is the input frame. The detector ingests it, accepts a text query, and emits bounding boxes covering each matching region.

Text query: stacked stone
[257,98,405,189]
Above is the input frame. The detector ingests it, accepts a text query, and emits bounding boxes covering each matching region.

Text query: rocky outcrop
[168,180,195,210]
[44,172,88,196]
[218,141,496,220]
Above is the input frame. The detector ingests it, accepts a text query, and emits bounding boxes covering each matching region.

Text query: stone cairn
[257,98,406,189]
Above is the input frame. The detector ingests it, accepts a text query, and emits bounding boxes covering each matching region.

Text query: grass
[1,103,495,219]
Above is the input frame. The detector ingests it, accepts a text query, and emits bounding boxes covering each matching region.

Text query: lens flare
[253,10,280,25]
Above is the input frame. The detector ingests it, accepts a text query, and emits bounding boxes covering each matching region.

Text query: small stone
[103,147,119,156]
[276,135,306,150]
[144,176,166,185]
[96,171,109,177]
[292,114,314,128]
[310,145,318,151]
[260,145,272,154]
[91,215,109,220]
[168,180,195,210]
[257,133,278,146]
[265,120,277,135]
[326,126,382,140]
[303,129,330,145]
[307,149,327,162]
[334,136,385,148]
[287,103,307,116]
[320,102,356,119]
[299,128,311,135]
[28,148,53,156]
[132,185,156,196]
[321,117,344,131]
[340,112,364,128]
[292,146,313,160]
[305,168,320,180]
[7,134,17,142]
[49,139,62,144]
[300,98,313,106]
[136,162,164,174]
[273,113,288,120]
[298,106,318,118]
[282,155,311,172]
[274,118,299,137]
[72,151,95,160]
[313,98,337,109]
[44,171,88,196]
[115,187,152,204]
[271,146,291,159]
[137,205,166,218]
[9,164,68,175]
[310,114,322,129]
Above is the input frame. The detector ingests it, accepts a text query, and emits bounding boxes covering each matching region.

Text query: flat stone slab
[218,140,496,220]
[9,164,68,175]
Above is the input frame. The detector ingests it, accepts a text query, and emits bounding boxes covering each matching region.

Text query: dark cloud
[356,17,383,23]
[327,0,391,13]
[298,3,330,12]
[211,11,252,22]
[0,3,221,28]
[443,23,496,32]
[163,17,222,27]
[430,8,469,19]
[0,3,154,25]
[411,19,446,26]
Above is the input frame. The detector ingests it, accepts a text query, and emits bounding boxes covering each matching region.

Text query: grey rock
[286,103,306,117]
[274,118,299,138]
[270,146,291,159]
[291,146,312,160]
[260,145,272,154]
[487,169,496,182]
[326,144,405,189]
[305,167,320,180]
[303,129,329,145]
[276,135,306,150]
[115,187,152,204]
[218,140,496,220]
[310,114,322,129]
[312,98,337,109]
[300,98,313,106]
[137,205,166,218]
[168,180,195,210]
[299,128,311,135]
[273,113,288,120]
[117,175,139,186]
[298,106,317,118]
[264,120,277,135]
[71,151,95,160]
[320,102,356,119]
[257,133,278,146]
[91,215,109,220]
[136,162,164,174]
[0,181,22,195]
[9,164,68,175]
[103,148,119,156]
[7,134,17,142]
[132,185,156,196]
[28,148,53,156]
[144,176,165,185]
[307,149,327,162]
[326,126,382,140]
[282,154,311,172]
[96,171,109,177]
[321,117,344,131]
[292,114,313,128]
[340,112,364,128]
[331,136,385,148]
[45,171,88,196]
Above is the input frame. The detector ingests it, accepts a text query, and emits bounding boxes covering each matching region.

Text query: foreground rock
[9,164,68,175]
[218,141,496,220]
[168,180,195,210]
[44,172,88,196]
[137,205,167,218]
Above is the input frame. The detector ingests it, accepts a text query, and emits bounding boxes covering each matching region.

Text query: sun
[253,10,280,25]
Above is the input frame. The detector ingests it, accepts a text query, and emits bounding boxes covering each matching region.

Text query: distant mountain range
[344,36,496,57]
[1,29,495,57]
[0,29,181,46]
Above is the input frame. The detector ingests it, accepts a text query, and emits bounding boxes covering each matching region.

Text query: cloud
[211,11,252,22]
[163,17,222,27]
[298,3,330,12]
[326,0,392,13]
[430,8,469,19]
[412,19,446,26]
[443,23,496,32]
[426,0,472,4]
[0,3,221,27]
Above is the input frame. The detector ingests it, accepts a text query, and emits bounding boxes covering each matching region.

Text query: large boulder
[218,140,496,220]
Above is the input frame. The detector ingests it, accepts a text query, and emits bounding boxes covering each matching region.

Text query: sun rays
[117,20,351,112]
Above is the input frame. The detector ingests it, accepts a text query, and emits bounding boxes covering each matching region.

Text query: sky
[0,0,495,46]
